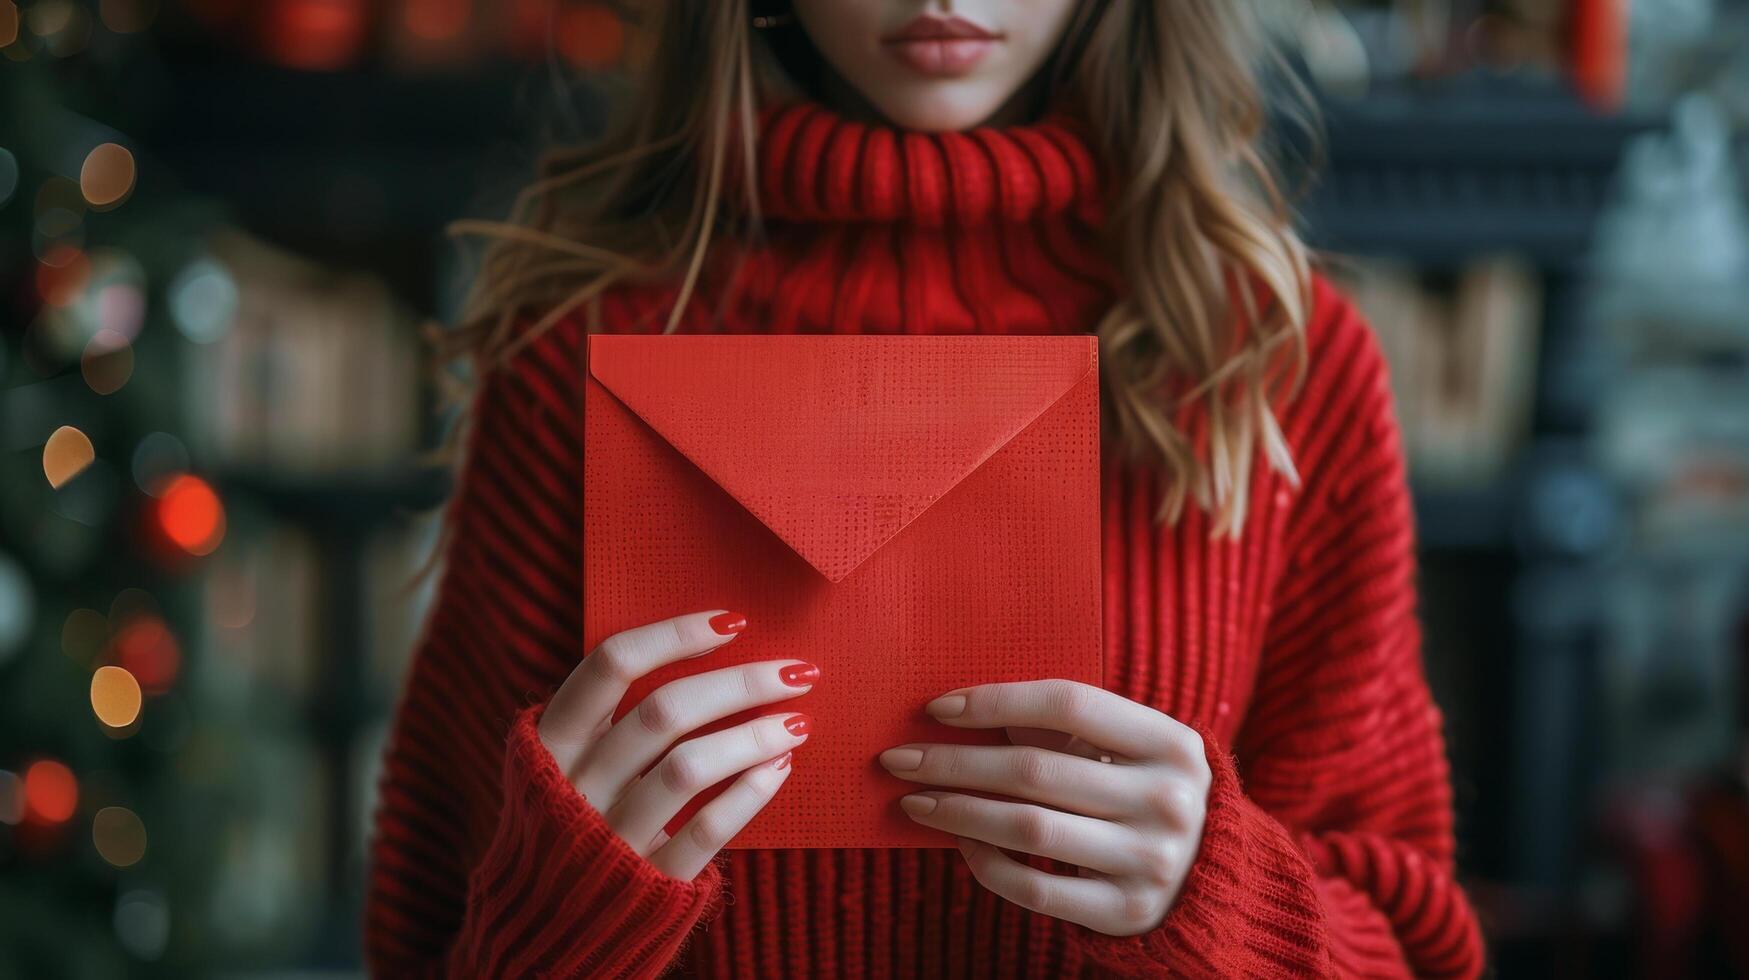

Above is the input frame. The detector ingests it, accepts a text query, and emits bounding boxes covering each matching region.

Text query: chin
[863,81,1014,132]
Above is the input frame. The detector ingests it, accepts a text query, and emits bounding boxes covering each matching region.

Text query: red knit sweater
[365,100,1486,978]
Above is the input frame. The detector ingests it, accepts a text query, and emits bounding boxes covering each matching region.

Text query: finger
[607,712,811,849]
[649,752,793,879]
[1005,727,1108,761]
[878,744,1142,819]
[899,792,1149,876]
[926,680,1198,763]
[578,660,816,802]
[541,610,747,769]
[954,837,1135,933]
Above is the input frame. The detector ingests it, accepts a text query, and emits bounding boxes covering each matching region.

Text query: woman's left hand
[878,680,1211,937]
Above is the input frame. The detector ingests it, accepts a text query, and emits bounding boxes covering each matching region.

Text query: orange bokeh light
[91,665,144,728]
[23,760,77,824]
[43,425,96,489]
[156,474,225,556]
[79,143,136,210]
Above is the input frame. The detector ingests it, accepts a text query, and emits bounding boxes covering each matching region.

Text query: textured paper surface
[584,335,1102,848]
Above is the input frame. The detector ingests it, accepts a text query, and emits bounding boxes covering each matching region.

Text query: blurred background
[1,0,1747,976]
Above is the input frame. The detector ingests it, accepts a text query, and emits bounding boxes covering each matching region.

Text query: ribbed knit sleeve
[363,314,723,979]
[1072,281,1485,978]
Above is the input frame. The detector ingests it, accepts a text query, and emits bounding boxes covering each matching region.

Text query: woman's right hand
[536,610,814,880]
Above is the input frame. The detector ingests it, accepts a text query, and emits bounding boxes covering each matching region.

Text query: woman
[366,1,1486,976]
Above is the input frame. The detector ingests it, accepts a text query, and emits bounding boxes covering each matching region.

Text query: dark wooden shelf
[1299,76,1661,267]
[216,465,453,527]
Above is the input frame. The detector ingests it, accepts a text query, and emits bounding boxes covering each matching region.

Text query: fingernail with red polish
[784,713,812,737]
[709,611,747,635]
[779,662,819,687]
[772,752,792,770]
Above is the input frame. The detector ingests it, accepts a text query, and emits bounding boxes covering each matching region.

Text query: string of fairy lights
[1,0,636,969]
[2,0,633,71]
[2,140,221,762]
[1,28,228,960]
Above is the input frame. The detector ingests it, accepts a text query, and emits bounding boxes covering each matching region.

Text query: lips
[881,14,1001,77]
[883,14,1000,43]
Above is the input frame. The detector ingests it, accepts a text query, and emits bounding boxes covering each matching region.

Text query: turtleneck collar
[751,99,1106,230]
[679,97,1117,336]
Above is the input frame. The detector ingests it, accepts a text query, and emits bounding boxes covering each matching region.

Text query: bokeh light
[168,257,237,343]
[557,3,624,71]
[99,0,158,34]
[132,433,190,495]
[402,0,468,41]
[35,245,90,308]
[79,143,135,210]
[0,551,32,662]
[82,329,134,395]
[27,0,90,55]
[32,249,147,375]
[0,770,22,824]
[43,425,96,489]
[92,806,147,867]
[32,223,85,264]
[0,2,17,47]
[62,608,107,663]
[73,246,146,339]
[156,475,225,556]
[93,270,146,339]
[264,0,369,71]
[23,760,77,824]
[25,0,72,36]
[114,889,170,960]
[91,665,143,728]
[110,615,180,695]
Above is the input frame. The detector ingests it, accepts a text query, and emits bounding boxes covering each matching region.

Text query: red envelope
[585,334,1102,848]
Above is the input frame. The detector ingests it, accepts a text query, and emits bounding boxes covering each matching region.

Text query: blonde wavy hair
[444,0,1314,536]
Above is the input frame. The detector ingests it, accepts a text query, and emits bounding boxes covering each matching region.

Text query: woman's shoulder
[1288,270,1396,416]
[1272,270,1405,471]
[480,283,682,396]
[1303,270,1389,384]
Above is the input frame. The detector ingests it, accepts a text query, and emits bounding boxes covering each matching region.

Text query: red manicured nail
[709,612,747,635]
[772,752,792,770]
[784,713,812,737]
[779,662,819,687]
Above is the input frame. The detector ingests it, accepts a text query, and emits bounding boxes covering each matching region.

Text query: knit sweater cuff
[451,703,724,978]
[1072,733,1330,978]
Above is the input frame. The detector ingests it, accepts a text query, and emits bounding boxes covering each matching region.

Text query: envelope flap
[588,334,1096,582]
